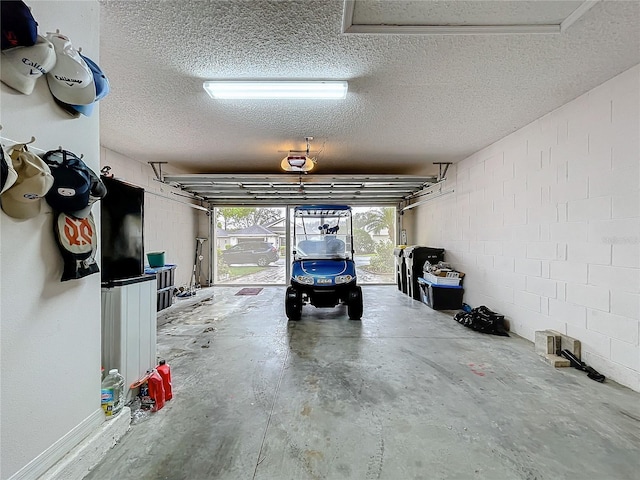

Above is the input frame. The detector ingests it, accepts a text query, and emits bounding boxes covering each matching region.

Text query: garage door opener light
[281,137,316,172]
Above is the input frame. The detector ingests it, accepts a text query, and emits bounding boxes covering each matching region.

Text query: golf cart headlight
[335,275,353,284]
[296,275,314,285]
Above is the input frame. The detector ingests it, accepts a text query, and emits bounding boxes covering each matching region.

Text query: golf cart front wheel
[285,286,302,321]
[347,286,363,320]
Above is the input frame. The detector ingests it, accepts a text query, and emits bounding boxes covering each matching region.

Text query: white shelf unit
[101,276,157,399]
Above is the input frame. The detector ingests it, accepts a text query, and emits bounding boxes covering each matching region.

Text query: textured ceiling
[98,0,640,177]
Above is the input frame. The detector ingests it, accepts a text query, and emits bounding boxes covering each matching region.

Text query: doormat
[235,287,263,296]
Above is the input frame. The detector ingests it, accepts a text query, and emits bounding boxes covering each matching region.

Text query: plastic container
[422,272,462,286]
[101,368,125,418]
[156,360,173,401]
[418,278,464,310]
[146,251,166,268]
[147,369,166,411]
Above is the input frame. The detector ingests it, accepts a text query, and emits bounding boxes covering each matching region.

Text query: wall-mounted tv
[100,177,145,283]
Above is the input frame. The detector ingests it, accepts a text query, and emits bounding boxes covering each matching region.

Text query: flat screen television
[100,177,145,282]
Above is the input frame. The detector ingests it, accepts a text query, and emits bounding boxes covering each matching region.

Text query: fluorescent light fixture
[203,81,348,100]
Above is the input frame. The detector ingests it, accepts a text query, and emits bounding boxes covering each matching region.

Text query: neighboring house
[370,227,391,244]
[216,228,231,250]
[223,224,279,249]
[264,217,286,249]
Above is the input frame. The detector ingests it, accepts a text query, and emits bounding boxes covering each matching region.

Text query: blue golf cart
[285,205,363,320]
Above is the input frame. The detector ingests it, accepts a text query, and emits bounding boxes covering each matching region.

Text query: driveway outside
[217,258,392,284]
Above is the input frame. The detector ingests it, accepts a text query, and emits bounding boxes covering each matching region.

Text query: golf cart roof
[294,205,352,217]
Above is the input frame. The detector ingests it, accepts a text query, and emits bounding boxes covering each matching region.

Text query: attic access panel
[162,174,437,206]
[343,0,597,35]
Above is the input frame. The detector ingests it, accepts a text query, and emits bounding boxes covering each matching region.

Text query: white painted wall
[408,65,640,392]
[101,148,209,288]
[0,2,103,479]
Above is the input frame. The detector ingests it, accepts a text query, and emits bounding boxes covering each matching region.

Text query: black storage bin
[145,264,177,311]
[393,247,407,293]
[157,287,173,311]
[404,246,445,300]
[156,267,175,290]
[418,278,463,310]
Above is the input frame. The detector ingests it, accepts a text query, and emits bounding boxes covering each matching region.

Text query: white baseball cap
[45,32,95,105]
[1,145,54,219]
[0,35,57,95]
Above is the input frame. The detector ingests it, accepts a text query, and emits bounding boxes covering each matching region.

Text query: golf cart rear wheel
[285,286,302,321]
[347,286,363,320]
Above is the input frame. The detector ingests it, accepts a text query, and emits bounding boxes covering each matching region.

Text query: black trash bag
[454,305,509,337]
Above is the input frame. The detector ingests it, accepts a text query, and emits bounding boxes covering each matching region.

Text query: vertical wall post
[285,205,291,282]
[210,205,216,285]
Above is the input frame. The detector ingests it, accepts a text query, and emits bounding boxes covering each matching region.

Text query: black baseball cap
[1,1,38,50]
[42,149,92,214]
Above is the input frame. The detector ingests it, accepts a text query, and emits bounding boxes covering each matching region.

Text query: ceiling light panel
[203,81,348,100]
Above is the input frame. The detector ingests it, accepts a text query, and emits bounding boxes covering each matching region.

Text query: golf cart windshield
[293,205,353,260]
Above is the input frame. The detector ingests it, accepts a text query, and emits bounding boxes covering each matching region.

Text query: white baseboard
[9,408,130,480]
[8,409,104,480]
[39,407,131,480]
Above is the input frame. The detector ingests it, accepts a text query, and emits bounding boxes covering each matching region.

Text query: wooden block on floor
[535,330,559,356]
[543,354,571,368]
[548,330,581,359]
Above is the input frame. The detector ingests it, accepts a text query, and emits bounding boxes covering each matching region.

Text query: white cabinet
[101,275,156,399]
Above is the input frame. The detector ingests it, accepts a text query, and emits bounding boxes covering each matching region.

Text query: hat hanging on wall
[0,35,56,95]
[53,53,110,117]
[53,211,100,281]
[41,149,93,215]
[0,144,54,219]
[1,0,38,50]
[45,32,95,105]
[69,164,107,218]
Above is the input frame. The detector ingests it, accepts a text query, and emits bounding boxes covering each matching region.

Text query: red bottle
[147,369,165,411]
[156,360,173,401]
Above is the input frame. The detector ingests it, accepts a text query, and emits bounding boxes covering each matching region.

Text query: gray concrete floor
[87,286,640,480]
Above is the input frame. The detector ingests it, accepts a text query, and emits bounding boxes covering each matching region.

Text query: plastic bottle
[101,369,125,418]
[156,360,173,401]
[146,369,166,411]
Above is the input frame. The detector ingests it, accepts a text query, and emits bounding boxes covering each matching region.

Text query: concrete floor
[87,286,640,480]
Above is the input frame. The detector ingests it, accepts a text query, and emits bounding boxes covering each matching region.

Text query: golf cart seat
[298,240,325,256]
[326,237,345,254]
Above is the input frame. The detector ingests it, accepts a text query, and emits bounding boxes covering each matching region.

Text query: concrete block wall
[410,65,640,391]
[101,148,209,288]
